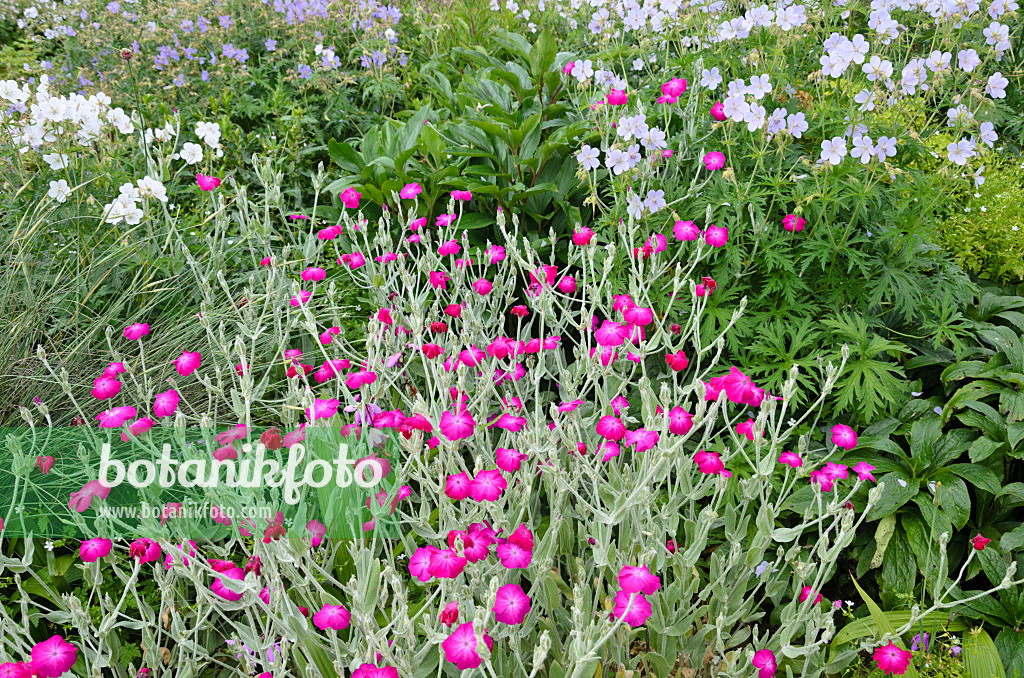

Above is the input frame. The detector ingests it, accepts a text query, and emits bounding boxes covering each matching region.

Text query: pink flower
[673,220,700,241]
[301,267,327,282]
[313,604,351,630]
[810,470,834,493]
[704,224,729,247]
[428,548,468,579]
[31,635,78,678]
[36,455,55,474]
[831,424,858,450]
[596,415,627,441]
[79,537,112,562]
[874,643,913,675]
[96,406,137,428]
[972,534,992,550]
[153,389,180,418]
[451,190,473,201]
[694,450,730,477]
[710,101,727,121]
[438,240,461,256]
[436,213,457,227]
[318,225,341,239]
[400,182,422,199]
[440,409,476,440]
[124,322,150,340]
[703,151,726,171]
[469,469,507,501]
[799,586,822,606]
[563,62,575,74]
[618,565,661,595]
[442,623,494,670]
[558,275,576,293]
[665,350,689,371]
[607,88,628,105]
[623,428,660,452]
[69,479,112,512]
[852,462,876,482]
[196,173,221,190]
[573,227,595,245]
[0,662,35,678]
[783,214,806,232]
[496,447,527,472]
[445,472,472,500]
[102,361,126,378]
[290,290,312,306]
[409,546,440,581]
[595,320,630,347]
[211,566,246,601]
[779,451,803,468]
[823,462,849,481]
[494,583,531,624]
[496,541,532,569]
[307,519,327,547]
[175,351,201,376]
[340,187,362,209]
[508,524,534,550]
[440,601,459,626]
[752,650,777,678]
[91,375,122,400]
[668,407,694,435]
[353,665,398,678]
[719,367,762,406]
[473,278,493,295]
[308,398,340,421]
[611,590,653,627]
[129,538,162,563]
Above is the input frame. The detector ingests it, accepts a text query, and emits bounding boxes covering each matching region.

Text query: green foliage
[939,158,1024,284]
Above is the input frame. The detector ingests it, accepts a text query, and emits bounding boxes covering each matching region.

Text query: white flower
[820,137,847,165]
[957,49,980,72]
[987,72,1009,99]
[874,136,898,160]
[850,135,874,164]
[787,112,808,138]
[137,175,169,202]
[747,74,772,99]
[626,191,644,220]
[195,121,222,148]
[946,139,975,165]
[722,95,750,123]
[644,189,666,213]
[44,540,54,551]
[571,59,594,83]
[42,152,70,170]
[180,142,203,165]
[639,127,667,150]
[47,179,71,203]
[744,103,766,131]
[605,148,630,175]
[576,145,600,171]
[700,67,722,90]
[106,107,134,134]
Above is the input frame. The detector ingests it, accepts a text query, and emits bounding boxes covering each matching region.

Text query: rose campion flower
[0,661,36,678]
[596,415,627,441]
[831,424,858,450]
[618,565,661,595]
[313,604,351,630]
[400,182,422,199]
[779,451,803,468]
[494,583,531,624]
[96,406,137,428]
[972,533,991,550]
[674,219,700,241]
[91,375,122,400]
[799,586,822,605]
[469,469,507,501]
[290,290,312,306]
[31,636,78,678]
[196,173,221,190]
[175,350,201,376]
[153,389,180,418]
[783,214,806,232]
[442,623,493,670]
[439,409,475,440]
[428,549,468,578]
[595,320,630,347]
[852,462,876,482]
[211,566,246,601]
[496,541,532,569]
[611,590,653,627]
[573,226,595,245]
[340,187,361,208]
[703,151,726,170]
[409,546,440,581]
[668,407,693,435]
[874,642,913,675]
[79,538,112,562]
[129,538,162,563]
[606,88,627,105]
[439,601,459,626]
[307,519,327,547]
[694,450,730,477]
[704,224,728,247]
[123,322,150,340]
[752,650,777,678]
[36,455,55,474]
[710,101,727,121]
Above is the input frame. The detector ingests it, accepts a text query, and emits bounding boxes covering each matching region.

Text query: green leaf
[994,629,1024,678]
[947,464,1003,495]
[964,628,1006,678]
[529,30,556,80]
[328,139,363,173]
[849,577,920,678]
[933,471,971,530]
[829,611,969,662]
[867,473,919,521]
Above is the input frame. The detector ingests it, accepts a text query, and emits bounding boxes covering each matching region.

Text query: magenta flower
[494,583,531,624]
[752,650,777,678]
[69,479,112,512]
[496,447,527,472]
[831,424,858,450]
[596,415,627,441]
[301,266,327,282]
[451,189,472,201]
[307,398,340,422]
[710,101,727,121]
[662,77,687,97]
[668,407,694,435]
[618,565,661,595]
[623,428,660,453]
[508,524,534,550]
[783,214,807,232]
[153,389,180,418]
[694,450,730,477]
[79,538,112,562]
[445,473,472,500]
[874,643,913,675]
[96,406,137,428]
[196,173,221,191]
[704,224,729,247]
[129,538,162,563]
[307,518,327,547]
[353,664,398,678]
[606,88,627,105]
[211,566,246,601]
[400,182,422,199]
[594,320,630,347]
[175,351,201,376]
[313,604,351,630]
[473,278,493,295]
[496,541,532,569]
[611,590,653,627]
[799,586,822,606]
[703,151,726,171]
[340,187,361,208]
[439,409,476,441]
[31,635,78,678]
[469,469,507,501]
[428,548,468,579]
[124,322,150,340]
[673,219,700,241]
[409,546,440,581]
[442,623,494,670]
[779,451,803,468]
[290,290,312,306]
[91,375,122,400]
[573,226,595,245]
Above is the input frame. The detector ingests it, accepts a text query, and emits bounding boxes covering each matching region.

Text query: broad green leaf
[849,577,920,678]
[964,628,1006,678]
